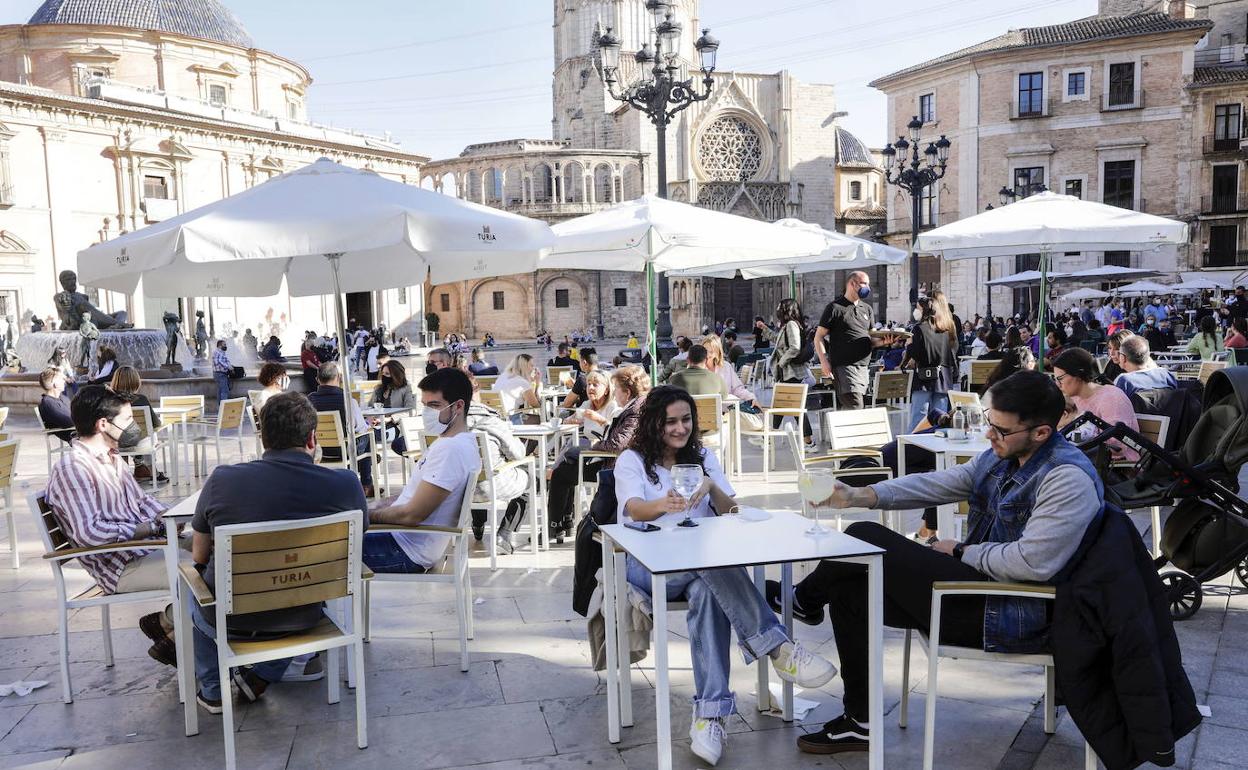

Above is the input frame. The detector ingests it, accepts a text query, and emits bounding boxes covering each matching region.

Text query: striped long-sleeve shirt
[45,440,167,593]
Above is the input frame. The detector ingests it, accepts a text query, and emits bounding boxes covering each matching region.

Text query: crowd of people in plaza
[29,270,1215,769]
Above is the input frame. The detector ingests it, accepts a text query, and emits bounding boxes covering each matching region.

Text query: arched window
[849,181,862,200]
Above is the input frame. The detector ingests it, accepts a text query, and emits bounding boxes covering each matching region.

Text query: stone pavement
[0,411,1244,769]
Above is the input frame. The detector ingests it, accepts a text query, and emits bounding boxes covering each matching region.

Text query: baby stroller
[1061,367,1248,620]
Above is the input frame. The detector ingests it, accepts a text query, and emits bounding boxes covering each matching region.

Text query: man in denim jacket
[770,371,1103,756]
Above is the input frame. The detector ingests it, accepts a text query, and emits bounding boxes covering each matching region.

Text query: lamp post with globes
[595,1,720,363]
[881,117,950,305]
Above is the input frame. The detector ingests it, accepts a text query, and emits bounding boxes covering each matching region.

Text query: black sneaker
[765,579,824,626]
[231,667,270,703]
[797,713,869,754]
[196,691,223,715]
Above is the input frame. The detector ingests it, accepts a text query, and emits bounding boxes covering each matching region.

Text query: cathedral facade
[422,0,885,339]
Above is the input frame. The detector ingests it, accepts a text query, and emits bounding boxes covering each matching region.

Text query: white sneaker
[772,641,837,688]
[689,716,727,766]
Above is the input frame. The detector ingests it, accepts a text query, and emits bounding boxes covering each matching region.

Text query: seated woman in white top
[564,369,619,442]
[614,385,836,766]
[491,353,542,416]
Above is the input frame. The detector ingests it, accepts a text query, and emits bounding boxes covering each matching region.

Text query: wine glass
[671,464,703,528]
[798,468,835,535]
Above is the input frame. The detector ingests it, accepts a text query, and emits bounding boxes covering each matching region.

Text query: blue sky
[2,0,1100,160]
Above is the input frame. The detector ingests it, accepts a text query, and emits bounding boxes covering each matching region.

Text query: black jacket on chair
[572,469,618,617]
[1052,505,1201,770]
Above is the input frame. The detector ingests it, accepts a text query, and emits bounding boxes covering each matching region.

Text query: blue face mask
[857,285,871,300]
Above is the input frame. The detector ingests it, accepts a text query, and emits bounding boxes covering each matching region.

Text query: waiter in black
[814,271,891,410]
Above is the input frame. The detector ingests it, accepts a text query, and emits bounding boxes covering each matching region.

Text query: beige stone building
[870,0,1225,320]
[422,0,878,340]
[0,0,430,348]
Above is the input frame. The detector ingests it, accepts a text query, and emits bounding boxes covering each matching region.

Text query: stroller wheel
[1160,572,1203,621]
[1236,557,1248,590]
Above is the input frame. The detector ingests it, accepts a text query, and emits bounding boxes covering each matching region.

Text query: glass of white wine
[671,463,703,528]
[798,468,835,535]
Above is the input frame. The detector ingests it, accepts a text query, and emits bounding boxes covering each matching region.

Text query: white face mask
[912,308,923,322]
[421,403,456,436]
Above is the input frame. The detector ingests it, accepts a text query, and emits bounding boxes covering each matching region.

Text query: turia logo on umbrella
[206,277,224,292]
[115,248,130,267]
[471,258,488,273]
[477,225,496,243]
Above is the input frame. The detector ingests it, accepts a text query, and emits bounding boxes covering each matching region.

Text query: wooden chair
[245,391,265,460]
[739,382,808,481]
[396,415,423,484]
[871,369,913,433]
[159,394,205,420]
[547,366,573,388]
[1113,414,1170,557]
[474,374,499,391]
[362,477,476,670]
[468,432,537,569]
[738,363,755,389]
[0,439,18,569]
[968,360,997,393]
[29,491,174,704]
[900,582,1098,770]
[33,406,72,479]
[1197,360,1227,385]
[351,380,381,406]
[946,390,983,412]
[184,397,248,476]
[478,390,507,414]
[117,405,172,491]
[178,510,368,770]
[787,408,898,529]
[0,406,9,430]
[314,412,382,497]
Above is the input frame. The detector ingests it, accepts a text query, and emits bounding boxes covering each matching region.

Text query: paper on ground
[749,682,820,719]
[0,680,49,697]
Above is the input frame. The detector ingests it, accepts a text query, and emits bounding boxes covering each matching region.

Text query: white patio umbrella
[916,191,1187,368]
[78,158,556,464]
[1054,265,1162,282]
[1113,280,1181,296]
[543,196,826,372]
[1172,276,1229,292]
[667,218,906,296]
[1060,287,1111,302]
[984,269,1068,287]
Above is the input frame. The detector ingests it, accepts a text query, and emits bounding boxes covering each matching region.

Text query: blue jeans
[362,533,426,573]
[909,390,949,433]
[191,603,293,700]
[626,556,789,718]
[214,372,231,405]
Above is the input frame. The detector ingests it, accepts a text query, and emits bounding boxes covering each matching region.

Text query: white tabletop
[162,490,201,520]
[601,510,883,575]
[899,432,992,455]
[361,406,416,418]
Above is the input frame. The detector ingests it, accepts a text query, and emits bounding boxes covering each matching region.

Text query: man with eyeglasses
[768,371,1103,756]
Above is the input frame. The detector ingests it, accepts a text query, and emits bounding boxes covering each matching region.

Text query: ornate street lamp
[595,7,719,361]
[882,117,950,304]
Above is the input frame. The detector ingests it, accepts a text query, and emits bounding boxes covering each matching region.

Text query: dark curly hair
[628,385,705,486]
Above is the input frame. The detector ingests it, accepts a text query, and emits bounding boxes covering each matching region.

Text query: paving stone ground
[0,389,1243,769]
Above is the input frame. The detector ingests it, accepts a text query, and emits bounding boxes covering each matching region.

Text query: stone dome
[28,0,254,48]
[836,127,878,168]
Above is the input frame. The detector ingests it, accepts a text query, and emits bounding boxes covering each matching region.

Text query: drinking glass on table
[798,468,835,535]
[671,463,703,528]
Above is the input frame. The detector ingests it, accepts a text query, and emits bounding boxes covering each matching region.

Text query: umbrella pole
[646,261,658,382]
[326,253,359,472]
[789,269,797,299]
[1037,250,1049,373]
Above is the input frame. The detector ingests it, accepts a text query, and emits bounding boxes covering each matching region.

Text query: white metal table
[513,422,580,551]
[361,405,416,497]
[161,490,200,723]
[896,432,991,536]
[152,406,200,487]
[599,511,885,770]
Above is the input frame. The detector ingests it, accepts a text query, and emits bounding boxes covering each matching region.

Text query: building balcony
[1203,249,1248,268]
[1200,194,1248,215]
[1102,87,1144,112]
[1202,134,1246,155]
[1009,101,1047,120]
[1195,44,1247,70]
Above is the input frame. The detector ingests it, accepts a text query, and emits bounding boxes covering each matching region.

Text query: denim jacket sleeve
[961,465,1100,583]
[870,451,986,510]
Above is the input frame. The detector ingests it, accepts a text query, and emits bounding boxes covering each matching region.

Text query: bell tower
[551,0,700,148]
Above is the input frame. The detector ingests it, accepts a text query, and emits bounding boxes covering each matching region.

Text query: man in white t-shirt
[363,368,481,572]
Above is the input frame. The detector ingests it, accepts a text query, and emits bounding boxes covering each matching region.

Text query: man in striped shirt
[46,385,173,661]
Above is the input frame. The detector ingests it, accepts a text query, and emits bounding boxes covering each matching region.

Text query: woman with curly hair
[614,385,837,766]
